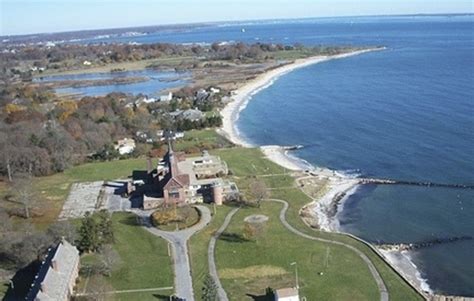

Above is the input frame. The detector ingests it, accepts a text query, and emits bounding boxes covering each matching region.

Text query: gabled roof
[26,239,79,301]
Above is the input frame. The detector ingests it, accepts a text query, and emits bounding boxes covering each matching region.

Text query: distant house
[209,87,220,94]
[195,89,210,103]
[274,287,299,301]
[141,97,158,104]
[181,109,204,122]
[168,109,204,122]
[26,239,80,301]
[159,92,173,102]
[115,138,136,155]
[83,60,92,66]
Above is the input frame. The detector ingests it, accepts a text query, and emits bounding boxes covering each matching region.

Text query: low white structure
[159,91,173,102]
[83,60,92,66]
[26,239,80,301]
[115,138,136,155]
[210,87,220,93]
[275,287,299,301]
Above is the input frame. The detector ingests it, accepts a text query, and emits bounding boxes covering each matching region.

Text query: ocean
[80,15,473,295]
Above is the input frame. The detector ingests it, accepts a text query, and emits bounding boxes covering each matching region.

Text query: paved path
[136,205,212,301]
[266,199,389,301]
[207,207,240,301]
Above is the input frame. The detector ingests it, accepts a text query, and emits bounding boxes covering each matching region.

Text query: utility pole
[325,247,330,269]
[290,262,299,290]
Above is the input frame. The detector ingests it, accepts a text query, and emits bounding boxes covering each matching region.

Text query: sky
[1,0,473,36]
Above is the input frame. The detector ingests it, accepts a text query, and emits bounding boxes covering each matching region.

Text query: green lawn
[207,147,423,301]
[8,158,147,228]
[188,204,234,299]
[77,212,174,300]
[217,202,379,300]
[174,129,233,153]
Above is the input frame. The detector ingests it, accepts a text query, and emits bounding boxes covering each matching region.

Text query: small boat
[241,28,246,33]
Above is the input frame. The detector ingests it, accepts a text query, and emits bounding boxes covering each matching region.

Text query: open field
[77,212,174,300]
[174,129,233,153]
[217,202,380,300]
[36,56,200,76]
[0,158,146,228]
[209,146,423,301]
[188,204,234,299]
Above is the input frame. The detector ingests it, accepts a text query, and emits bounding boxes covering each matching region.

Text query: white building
[83,60,92,66]
[275,287,299,301]
[210,87,221,94]
[115,138,136,155]
[159,92,173,102]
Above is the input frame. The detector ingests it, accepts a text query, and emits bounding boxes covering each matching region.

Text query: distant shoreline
[218,47,384,149]
[217,46,433,296]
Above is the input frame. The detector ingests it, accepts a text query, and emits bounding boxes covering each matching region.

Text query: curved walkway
[266,199,389,301]
[136,205,212,301]
[207,207,240,301]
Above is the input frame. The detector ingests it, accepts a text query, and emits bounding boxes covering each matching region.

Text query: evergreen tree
[97,210,114,244]
[78,212,100,252]
[201,274,218,301]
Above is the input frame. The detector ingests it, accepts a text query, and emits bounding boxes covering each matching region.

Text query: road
[207,207,240,301]
[137,205,211,301]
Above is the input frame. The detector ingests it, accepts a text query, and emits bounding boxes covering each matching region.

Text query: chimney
[40,282,47,293]
[147,157,153,174]
[51,260,58,271]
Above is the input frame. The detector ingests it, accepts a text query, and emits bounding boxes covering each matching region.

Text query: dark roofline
[25,243,59,301]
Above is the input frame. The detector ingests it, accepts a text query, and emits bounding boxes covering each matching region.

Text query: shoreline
[218,48,384,148]
[217,46,432,296]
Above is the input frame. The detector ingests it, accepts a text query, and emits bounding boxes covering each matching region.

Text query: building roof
[26,239,79,301]
[275,287,299,298]
[163,141,190,190]
[181,109,203,121]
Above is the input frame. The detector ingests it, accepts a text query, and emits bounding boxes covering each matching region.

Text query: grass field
[174,129,233,153]
[206,146,423,301]
[217,202,379,300]
[1,158,147,228]
[188,204,234,298]
[36,56,200,77]
[77,212,174,300]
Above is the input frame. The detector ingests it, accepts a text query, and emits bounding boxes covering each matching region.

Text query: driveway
[136,205,211,301]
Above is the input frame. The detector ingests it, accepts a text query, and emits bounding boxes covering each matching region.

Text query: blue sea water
[76,15,473,295]
[35,69,187,97]
[235,16,474,295]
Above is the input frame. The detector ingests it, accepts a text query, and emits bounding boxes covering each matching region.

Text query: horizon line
[2,12,473,38]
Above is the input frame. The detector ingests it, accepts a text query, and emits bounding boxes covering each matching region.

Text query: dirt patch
[219,265,288,279]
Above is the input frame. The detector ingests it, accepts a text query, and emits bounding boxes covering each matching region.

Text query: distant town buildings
[26,239,79,301]
[274,287,299,301]
[115,138,136,155]
[82,60,92,66]
[159,92,173,102]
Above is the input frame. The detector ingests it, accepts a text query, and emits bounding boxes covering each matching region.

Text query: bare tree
[47,220,78,243]
[0,208,12,237]
[98,245,121,277]
[248,179,269,207]
[11,176,36,219]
